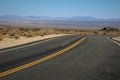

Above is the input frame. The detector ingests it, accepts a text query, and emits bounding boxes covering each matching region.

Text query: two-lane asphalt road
[0,35,120,80]
[0,35,84,72]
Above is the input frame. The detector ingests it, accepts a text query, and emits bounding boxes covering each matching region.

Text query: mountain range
[0,15,120,21]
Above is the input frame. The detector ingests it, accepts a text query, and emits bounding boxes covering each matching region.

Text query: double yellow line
[0,36,88,77]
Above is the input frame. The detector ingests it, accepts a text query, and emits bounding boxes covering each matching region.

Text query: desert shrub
[0,27,4,34]
[28,31,36,37]
[46,29,55,34]
[23,32,28,37]
[7,28,21,36]
[108,31,120,35]
[23,31,36,37]
[37,28,55,35]
[37,29,48,36]
[0,30,3,34]
[0,27,8,35]
[0,33,3,41]
[2,29,9,35]
[14,35,20,39]
[36,31,44,36]
[93,31,98,35]
[19,28,29,32]
[54,31,61,34]
[67,31,77,34]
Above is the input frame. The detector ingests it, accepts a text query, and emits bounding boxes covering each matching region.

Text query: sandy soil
[113,36,120,41]
[0,34,66,49]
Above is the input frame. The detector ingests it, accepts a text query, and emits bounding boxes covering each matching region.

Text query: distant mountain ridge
[0,15,120,21]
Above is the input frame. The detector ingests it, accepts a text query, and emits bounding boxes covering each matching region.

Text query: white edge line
[107,37,120,46]
[0,37,60,53]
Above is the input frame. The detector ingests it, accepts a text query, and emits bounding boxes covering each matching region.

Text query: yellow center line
[0,36,88,77]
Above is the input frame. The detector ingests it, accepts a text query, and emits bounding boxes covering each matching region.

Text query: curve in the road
[0,36,88,77]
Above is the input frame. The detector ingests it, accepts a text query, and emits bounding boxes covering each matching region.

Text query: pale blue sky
[0,0,120,18]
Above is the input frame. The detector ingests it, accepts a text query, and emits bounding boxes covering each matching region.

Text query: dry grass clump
[23,30,36,37]
[7,28,21,36]
[14,35,20,39]
[107,31,120,35]
[21,28,55,37]
[96,31,106,35]
[36,30,45,36]
[0,33,3,41]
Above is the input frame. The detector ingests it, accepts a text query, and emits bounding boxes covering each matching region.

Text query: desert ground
[0,25,119,49]
[113,36,120,41]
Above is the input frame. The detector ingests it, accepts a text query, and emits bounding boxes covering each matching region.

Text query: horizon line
[0,15,119,19]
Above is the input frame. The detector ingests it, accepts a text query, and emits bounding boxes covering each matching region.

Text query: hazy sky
[0,0,120,18]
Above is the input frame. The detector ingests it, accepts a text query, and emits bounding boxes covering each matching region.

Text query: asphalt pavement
[0,35,120,80]
[0,35,84,72]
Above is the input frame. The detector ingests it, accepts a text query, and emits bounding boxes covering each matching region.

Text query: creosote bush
[14,35,20,39]
[0,33,3,41]
[23,31,36,37]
